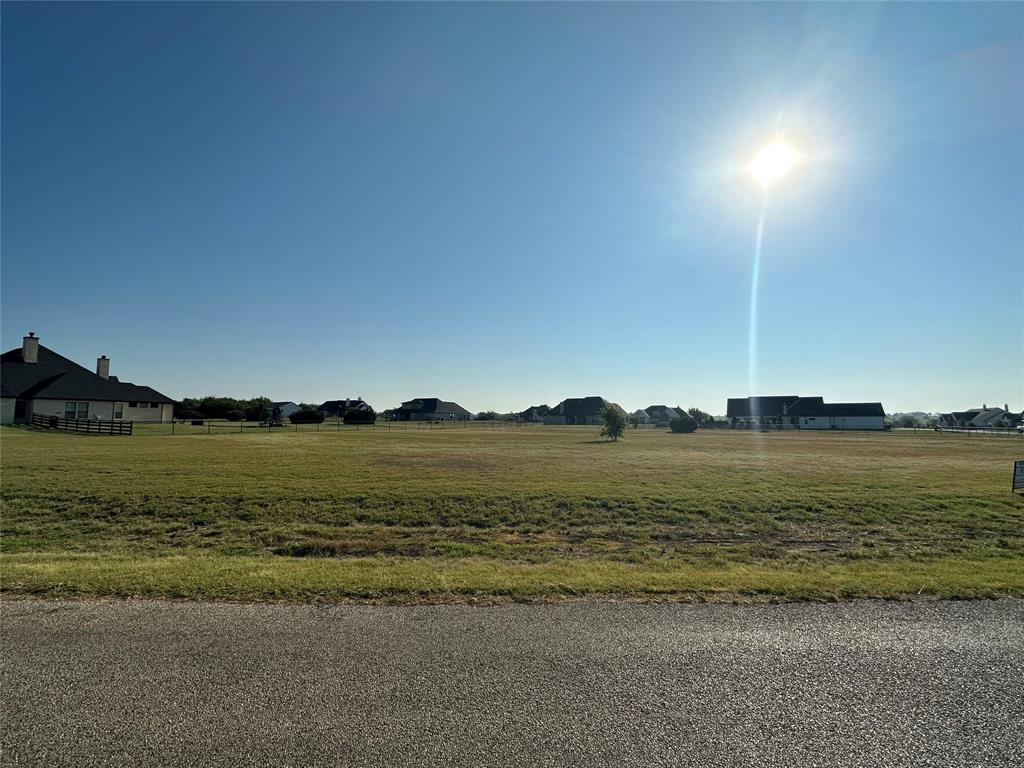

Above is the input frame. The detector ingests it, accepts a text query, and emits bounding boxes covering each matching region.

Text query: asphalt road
[2,599,1021,767]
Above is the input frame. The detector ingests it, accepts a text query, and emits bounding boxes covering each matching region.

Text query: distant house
[644,405,683,426]
[727,395,886,430]
[938,405,1019,429]
[392,398,471,421]
[0,333,175,424]
[318,398,373,419]
[630,409,650,424]
[784,397,886,430]
[518,404,551,422]
[544,396,610,426]
[726,396,800,428]
[268,401,300,418]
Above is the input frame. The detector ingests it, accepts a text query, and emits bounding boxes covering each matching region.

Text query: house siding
[796,415,885,430]
[543,414,602,426]
[406,411,468,421]
[1,398,15,424]
[29,398,172,423]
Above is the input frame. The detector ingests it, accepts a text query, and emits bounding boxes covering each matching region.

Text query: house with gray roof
[544,396,612,425]
[317,398,373,419]
[644,405,683,427]
[938,405,1019,429]
[518,404,550,422]
[726,396,800,427]
[784,397,886,430]
[1,333,175,424]
[392,398,471,421]
[727,395,885,430]
[630,409,650,424]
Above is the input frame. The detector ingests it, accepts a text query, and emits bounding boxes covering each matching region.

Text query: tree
[245,397,272,421]
[599,403,628,442]
[687,407,712,426]
[174,396,275,421]
[670,412,699,433]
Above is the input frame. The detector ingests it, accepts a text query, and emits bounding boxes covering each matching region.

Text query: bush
[177,409,202,420]
[289,409,325,424]
[343,408,376,424]
[669,413,699,433]
[224,409,245,422]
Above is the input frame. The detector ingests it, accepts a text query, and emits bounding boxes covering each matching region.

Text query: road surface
[2,599,1021,767]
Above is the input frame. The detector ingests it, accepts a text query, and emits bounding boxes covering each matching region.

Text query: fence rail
[51,416,1020,438]
[32,413,133,436]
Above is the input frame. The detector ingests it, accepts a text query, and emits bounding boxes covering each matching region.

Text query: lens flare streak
[747,196,768,416]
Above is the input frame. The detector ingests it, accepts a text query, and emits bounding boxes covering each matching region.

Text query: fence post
[241,420,244,433]
[208,422,211,435]
[172,420,175,435]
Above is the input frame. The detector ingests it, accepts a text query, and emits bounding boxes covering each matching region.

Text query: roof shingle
[0,345,175,404]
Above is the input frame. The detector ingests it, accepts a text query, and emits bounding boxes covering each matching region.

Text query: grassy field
[1,425,1021,602]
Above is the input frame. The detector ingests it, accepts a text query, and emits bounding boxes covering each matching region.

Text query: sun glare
[749,140,796,186]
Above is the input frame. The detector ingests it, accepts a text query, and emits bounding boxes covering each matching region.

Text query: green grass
[2,425,1022,602]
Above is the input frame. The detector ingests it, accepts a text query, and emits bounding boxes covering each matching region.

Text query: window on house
[77,402,89,419]
[114,403,124,419]
[150,402,159,408]
[128,401,138,408]
[65,402,76,419]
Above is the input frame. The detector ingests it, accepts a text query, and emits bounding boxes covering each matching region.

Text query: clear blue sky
[2,2,1021,414]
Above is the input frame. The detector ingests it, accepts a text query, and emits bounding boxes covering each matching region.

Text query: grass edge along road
[3,552,1022,603]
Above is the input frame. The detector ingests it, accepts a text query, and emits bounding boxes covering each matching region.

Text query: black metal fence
[31,412,133,436]
[131,418,538,436]
[922,426,1022,438]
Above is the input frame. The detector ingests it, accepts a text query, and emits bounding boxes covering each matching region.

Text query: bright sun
[749,140,797,186]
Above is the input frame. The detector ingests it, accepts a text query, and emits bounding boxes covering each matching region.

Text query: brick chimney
[22,332,38,364]
[96,355,110,380]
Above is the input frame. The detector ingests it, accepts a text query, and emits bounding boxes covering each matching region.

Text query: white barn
[1,333,175,424]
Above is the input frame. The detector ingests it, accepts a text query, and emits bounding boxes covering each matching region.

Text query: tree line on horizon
[173,397,365,423]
